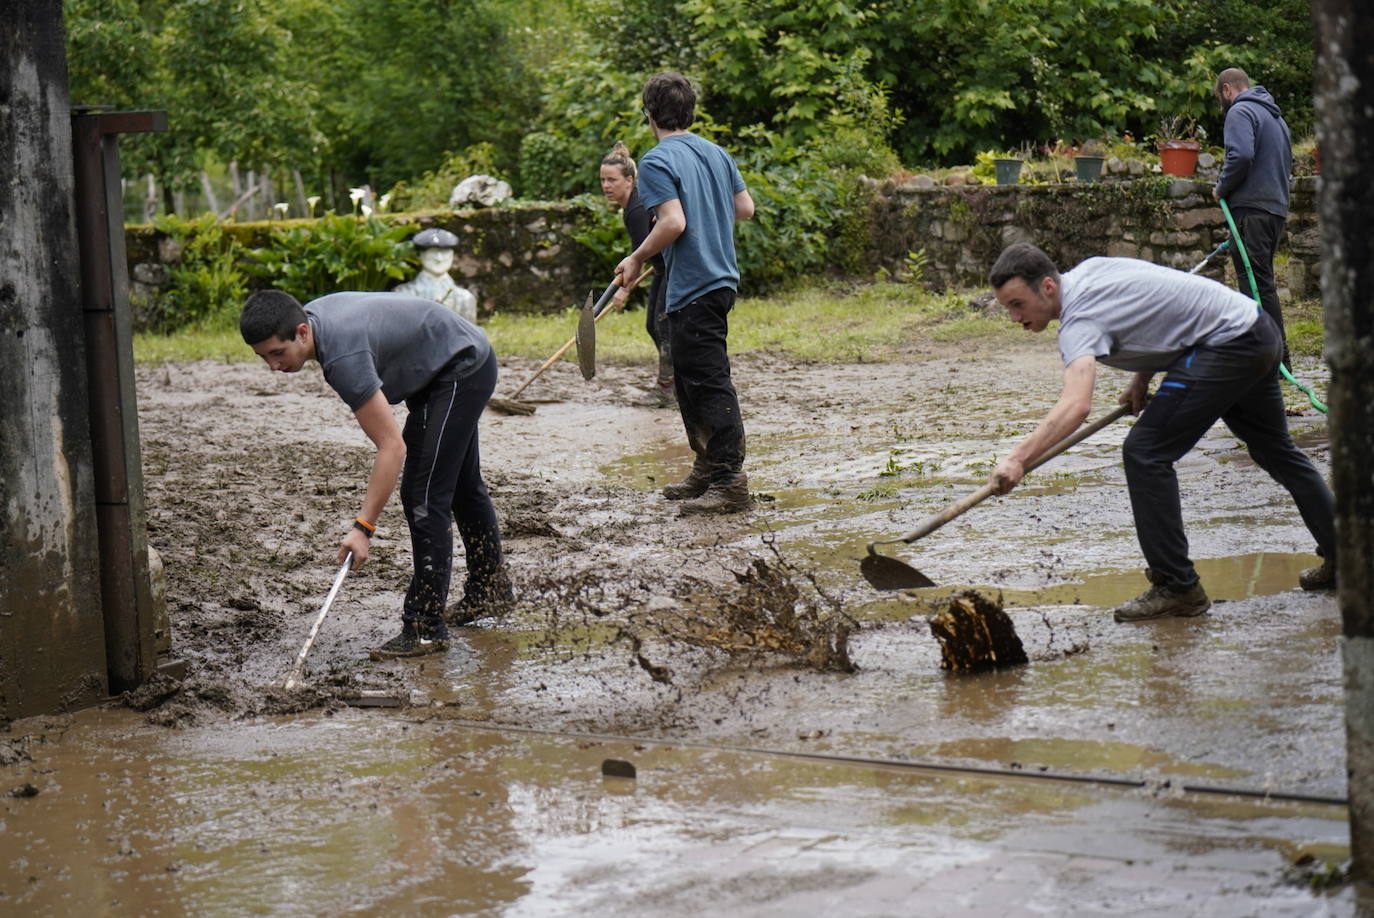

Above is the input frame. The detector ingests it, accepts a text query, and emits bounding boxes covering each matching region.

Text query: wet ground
[2,329,1364,914]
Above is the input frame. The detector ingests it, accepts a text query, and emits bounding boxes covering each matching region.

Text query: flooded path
[2,334,1363,913]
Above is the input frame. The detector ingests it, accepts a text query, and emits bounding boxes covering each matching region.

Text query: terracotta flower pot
[1157,141,1201,176]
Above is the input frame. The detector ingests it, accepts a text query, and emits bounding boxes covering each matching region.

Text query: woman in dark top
[600,140,672,406]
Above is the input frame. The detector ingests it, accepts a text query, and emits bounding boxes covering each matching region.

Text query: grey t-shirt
[305,292,491,410]
[1058,257,1258,372]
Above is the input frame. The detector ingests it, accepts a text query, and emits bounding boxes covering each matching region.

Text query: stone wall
[861,175,1321,297]
[123,177,1322,327]
[125,200,613,324]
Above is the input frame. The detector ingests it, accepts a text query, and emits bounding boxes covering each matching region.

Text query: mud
[2,334,1359,913]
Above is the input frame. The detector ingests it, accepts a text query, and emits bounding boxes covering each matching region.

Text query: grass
[131,282,1326,367]
[133,282,998,365]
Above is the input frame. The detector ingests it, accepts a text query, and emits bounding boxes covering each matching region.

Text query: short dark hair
[989,243,1060,290]
[240,290,306,345]
[1214,67,1250,98]
[642,72,696,131]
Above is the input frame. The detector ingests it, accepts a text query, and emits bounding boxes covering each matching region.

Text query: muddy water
[2,343,1357,913]
[0,710,1353,915]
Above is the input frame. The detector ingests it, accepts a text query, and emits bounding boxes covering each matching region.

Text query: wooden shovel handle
[887,403,1131,547]
[506,268,654,399]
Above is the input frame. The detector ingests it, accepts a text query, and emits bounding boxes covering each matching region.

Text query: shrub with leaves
[145,214,247,333]
[246,213,415,302]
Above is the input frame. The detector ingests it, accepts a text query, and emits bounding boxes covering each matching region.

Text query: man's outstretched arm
[339,389,406,568]
[989,355,1096,494]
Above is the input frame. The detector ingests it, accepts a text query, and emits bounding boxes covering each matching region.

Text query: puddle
[0,710,1352,916]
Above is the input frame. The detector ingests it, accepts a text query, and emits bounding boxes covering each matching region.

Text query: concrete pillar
[0,0,109,718]
[1313,0,1374,882]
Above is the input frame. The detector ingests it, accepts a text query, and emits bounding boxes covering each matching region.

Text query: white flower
[349,187,366,205]
[361,204,374,217]
[307,195,321,214]
[378,193,393,212]
[273,202,290,216]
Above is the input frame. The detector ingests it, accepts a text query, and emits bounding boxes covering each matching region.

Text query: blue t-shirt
[636,133,747,312]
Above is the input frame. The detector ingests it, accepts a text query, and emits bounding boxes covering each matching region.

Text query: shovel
[283,552,352,690]
[861,404,1131,590]
[486,266,654,414]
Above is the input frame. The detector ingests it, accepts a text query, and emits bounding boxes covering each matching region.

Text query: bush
[246,213,416,302]
[144,214,247,333]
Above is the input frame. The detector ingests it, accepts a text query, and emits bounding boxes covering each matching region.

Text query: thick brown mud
[2,334,1361,913]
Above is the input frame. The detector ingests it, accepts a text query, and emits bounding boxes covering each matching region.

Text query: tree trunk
[200,170,220,214]
[1312,0,1374,883]
[144,173,157,222]
[292,168,308,217]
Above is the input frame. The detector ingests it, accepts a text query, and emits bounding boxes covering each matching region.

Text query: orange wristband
[353,517,376,537]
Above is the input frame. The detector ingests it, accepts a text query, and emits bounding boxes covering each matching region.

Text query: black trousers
[1228,208,1288,363]
[1122,312,1334,590]
[668,286,745,483]
[399,350,502,627]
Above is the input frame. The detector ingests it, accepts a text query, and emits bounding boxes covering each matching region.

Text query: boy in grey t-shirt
[985,244,1335,622]
[240,290,511,660]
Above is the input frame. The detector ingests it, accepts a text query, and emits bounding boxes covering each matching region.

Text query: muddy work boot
[447,565,515,626]
[369,621,449,660]
[1299,559,1336,591]
[662,466,711,501]
[678,473,751,516]
[1112,582,1211,623]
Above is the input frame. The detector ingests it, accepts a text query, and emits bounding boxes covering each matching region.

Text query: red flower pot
[1157,141,1201,176]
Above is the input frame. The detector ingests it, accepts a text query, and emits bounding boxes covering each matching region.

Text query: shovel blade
[576,291,596,380]
[861,549,935,590]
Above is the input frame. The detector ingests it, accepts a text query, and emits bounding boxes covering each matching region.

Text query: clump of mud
[120,672,349,725]
[928,589,1028,672]
[520,542,859,682]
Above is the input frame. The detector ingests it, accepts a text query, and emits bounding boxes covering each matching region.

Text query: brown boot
[678,473,751,516]
[662,467,711,500]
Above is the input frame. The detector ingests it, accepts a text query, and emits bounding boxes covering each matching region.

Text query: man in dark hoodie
[1213,68,1293,365]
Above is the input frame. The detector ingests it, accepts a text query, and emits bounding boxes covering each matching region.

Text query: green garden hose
[1218,198,1328,413]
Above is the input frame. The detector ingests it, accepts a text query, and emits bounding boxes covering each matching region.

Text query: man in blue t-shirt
[239,290,513,661]
[615,71,756,515]
[985,243,1335,623]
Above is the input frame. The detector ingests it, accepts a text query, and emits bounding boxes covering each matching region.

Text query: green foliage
[384,144,505,212]
[246,214,415,302]
[567,194,629,281]
[145,214,247,333]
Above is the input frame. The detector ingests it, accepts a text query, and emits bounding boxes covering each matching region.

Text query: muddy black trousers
[399,350,502,630]
[668,286,745,483]
[1122,312,1335,591]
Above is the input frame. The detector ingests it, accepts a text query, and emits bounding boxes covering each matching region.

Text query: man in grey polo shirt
[240,290,512,659]
[986,244,1335,622]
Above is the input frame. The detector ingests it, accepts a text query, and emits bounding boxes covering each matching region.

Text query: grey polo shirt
[1058,257,1258,372]
[305,292,491,410]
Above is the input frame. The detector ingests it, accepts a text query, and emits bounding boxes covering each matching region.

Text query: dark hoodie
[1215,85,1292,217]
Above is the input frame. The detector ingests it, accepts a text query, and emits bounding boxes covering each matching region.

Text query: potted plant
[1074,140,1107,184]
[992,143,1032,185]
[1156,116,1204,176]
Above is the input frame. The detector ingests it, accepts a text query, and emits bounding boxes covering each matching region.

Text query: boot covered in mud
[662,464,711,500]
[370,619,449,659]
[447,565,515,626]
[1299,558,1336,591]
[678,472,751,516]
[1112,580,1210,623]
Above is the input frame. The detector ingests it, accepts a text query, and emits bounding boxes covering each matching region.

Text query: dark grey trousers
[1122,312,1334,590]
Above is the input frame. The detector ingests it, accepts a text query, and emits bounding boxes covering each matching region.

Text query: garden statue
[394,227,478,322]
[448,174,513,208]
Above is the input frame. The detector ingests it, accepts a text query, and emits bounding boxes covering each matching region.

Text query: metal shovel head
[861,547,936,590]
[576,291,596,380]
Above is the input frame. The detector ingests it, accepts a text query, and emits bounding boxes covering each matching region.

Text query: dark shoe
[662,467,711,500]
[369,623,448,660]
[1299,560,1336,591]
[1113,582,1211,623]
[447,566,515,625]
[678,473,751,516]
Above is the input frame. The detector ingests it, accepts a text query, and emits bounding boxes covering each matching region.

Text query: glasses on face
[642,108,652,124]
